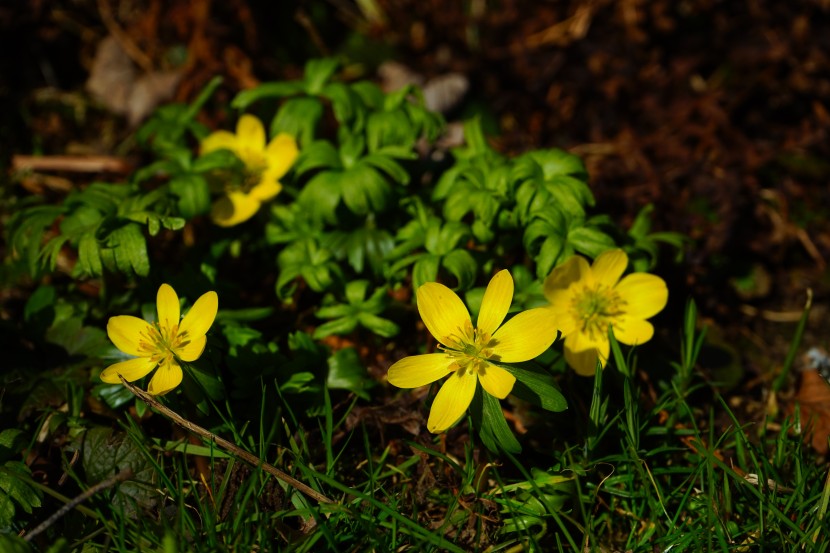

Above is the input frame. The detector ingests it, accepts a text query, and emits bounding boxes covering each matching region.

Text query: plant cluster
[4,58,822,552]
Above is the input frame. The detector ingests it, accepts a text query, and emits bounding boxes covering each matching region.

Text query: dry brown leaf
[86,34,182,126]
[793,369,830,454]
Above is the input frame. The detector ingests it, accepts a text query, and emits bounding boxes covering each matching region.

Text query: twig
[97,0,154,73]
[118,377,335,505]
[24,468,134,542]
[295,8,330,56]
[12,155,133,174]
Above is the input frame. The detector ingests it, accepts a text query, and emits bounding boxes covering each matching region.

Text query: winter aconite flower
[543,249,668,376]
[201,114,298,227]
[100,284,218,395]
[387,270,560,433]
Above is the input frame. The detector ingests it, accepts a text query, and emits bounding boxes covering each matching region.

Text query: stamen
[571,284,626,340]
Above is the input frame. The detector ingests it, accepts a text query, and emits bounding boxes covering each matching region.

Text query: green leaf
[23,285,56,325]
[0,463,41,514]
[230,81,304,110]
[327,347,372,399]
[101,223,150,277]
[59,205,103,236]
[191,149,241,173]
[280,372,317,394]
[628,203,654,239]
[271,96,323,146]
[169,174,211,219]
[81,427,158,516]
[297,170,343,222]
[338,129,366,168]
[39,235,69,272]
[427,221,469,255]
[0,430,26,455]
[441,249,477,290]
[294,140,342,176]
[361,154,410,183]
[413,255,440,290]
[46,316,109,358]
[342,165,392,215]
[322,82,362,127]
[567,226,616,258]
[367,109,417,152]
[502,364,568,412]
[313,317,359,339]
[322,226,394,276]
[315,304,354,319]
[0,534,34,553]
[535,236,571,278]
[8,205,65,276]
[471,387,521,454]
[357,313,399,338]
[304,58,340,95]
[186,363,225,401]
[521,148,587,180]
[77,231,103,276]
[0,461,42,527]
[276,239,342,299]
[344,280,370,304]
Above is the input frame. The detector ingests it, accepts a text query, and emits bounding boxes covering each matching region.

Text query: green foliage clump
[15,57,826,553]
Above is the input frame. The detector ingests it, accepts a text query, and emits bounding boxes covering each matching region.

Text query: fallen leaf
[793,369,830,454]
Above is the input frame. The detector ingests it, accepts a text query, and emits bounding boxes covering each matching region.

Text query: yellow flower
[543,249,668,376]
[387,270,560,433]
[100,284,218,395]
[201,114,299,227]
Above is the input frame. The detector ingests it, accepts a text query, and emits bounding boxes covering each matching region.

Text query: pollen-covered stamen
[439,320,499,375]
[136,321,190,363]
[572,284,626,340]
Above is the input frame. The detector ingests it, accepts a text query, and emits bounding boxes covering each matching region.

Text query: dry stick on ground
[23,468,134,542]
[118,376,335,505]
[12,155,134,174]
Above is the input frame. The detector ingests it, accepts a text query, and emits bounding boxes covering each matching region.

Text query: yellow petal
[490,308,560,363]
[615,273,668,319]
[476,270,513,336]
[200,130,238,155]
[564,347,601,377]
[564,332,609,376]
[235,114,266,151]
[107,315,154,356]
[544,287,575,316]
[614,317,655,346]
[416,282,471,348]
[100,357,157,383]
[427,369,477,433]
[210,192,262,227]
[176,334,207,362]
[550,307,579,336]
[147,359,183,395]
[477,363,516,399]
[179,291,218,340]
[387,353,454,388]
[543,255,592,306]
[156,284,180,332]
[248,178,282,202]
[264,133,299,179]
[592,249,628,287]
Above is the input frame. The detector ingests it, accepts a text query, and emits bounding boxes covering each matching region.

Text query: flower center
[137,322,191,366]
[440,320,499,376]
[571,284,625,340]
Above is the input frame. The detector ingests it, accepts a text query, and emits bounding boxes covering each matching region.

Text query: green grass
[6,302,830,553]
[0,288,830,553]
